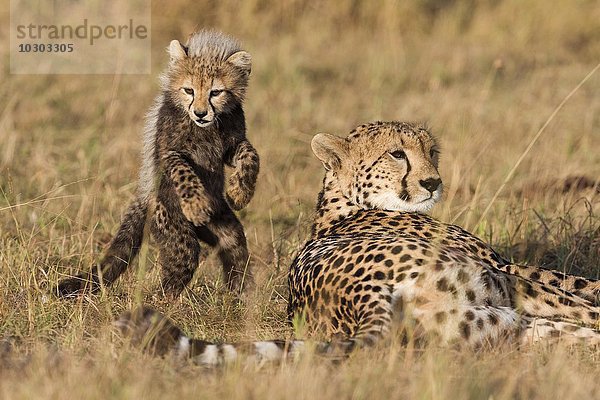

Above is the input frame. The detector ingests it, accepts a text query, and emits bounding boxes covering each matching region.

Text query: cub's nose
[419,177,442,193]
[194,110,208,119]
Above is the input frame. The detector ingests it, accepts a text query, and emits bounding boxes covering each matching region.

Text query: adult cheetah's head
[311,121,442,213]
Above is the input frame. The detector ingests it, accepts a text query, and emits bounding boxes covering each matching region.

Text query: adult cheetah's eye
[389,150,406,160]
[210,89,224,97]
[430,148,439,158]
[183,87,194,95]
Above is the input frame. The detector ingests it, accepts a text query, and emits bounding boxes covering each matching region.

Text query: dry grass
[1,1,600,398]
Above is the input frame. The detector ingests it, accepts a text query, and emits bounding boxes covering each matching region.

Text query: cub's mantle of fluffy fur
[56,30,259,297]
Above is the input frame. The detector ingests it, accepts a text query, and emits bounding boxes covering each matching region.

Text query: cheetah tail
[54,196,149,298]
[114,306,356,367]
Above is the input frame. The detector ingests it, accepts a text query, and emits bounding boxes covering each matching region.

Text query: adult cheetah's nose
[419,177,442,193]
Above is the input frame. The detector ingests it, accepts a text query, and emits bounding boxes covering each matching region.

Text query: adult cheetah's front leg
[225,140,259,211]
[500,264,600,306]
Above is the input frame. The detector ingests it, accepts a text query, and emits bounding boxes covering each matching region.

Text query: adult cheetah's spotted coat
[116,121,600,365]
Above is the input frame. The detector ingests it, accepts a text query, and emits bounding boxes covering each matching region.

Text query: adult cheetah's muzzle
[419,178,442,193]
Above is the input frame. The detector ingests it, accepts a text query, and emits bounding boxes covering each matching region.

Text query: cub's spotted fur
[116,121,600,366]
[56,30,259,298]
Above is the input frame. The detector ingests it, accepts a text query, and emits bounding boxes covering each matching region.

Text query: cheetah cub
[56,30,259,297]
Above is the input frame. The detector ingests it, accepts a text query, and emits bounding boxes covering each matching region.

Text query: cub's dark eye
[210,89,224,97]
[183,87,194,95]
[389,150,406,160]
[430,148,439,158]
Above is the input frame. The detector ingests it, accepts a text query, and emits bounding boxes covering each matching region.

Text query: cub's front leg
[162,151,217,226]
[226,140,260,211]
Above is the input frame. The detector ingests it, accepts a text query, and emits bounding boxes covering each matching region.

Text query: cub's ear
[311,133,349,171]
[226,51,252,75]
[168,40,187,63]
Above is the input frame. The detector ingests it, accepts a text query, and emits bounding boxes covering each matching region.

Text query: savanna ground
[1,1,600,398]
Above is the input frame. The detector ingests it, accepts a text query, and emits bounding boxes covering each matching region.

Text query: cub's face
[165,40,251,128]
[312,122,442,213]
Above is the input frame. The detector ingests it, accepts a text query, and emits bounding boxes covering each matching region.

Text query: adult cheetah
[116,121,600,365]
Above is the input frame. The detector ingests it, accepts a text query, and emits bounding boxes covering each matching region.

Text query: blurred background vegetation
[0,1,599,399]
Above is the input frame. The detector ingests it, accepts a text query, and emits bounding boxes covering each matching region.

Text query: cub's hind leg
[151,199,201,297]
[205,206,252,293]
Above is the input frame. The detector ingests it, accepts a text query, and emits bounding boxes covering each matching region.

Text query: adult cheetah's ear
[168,40,187,63]
[311,133,349,171]
[227,51,252,75]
